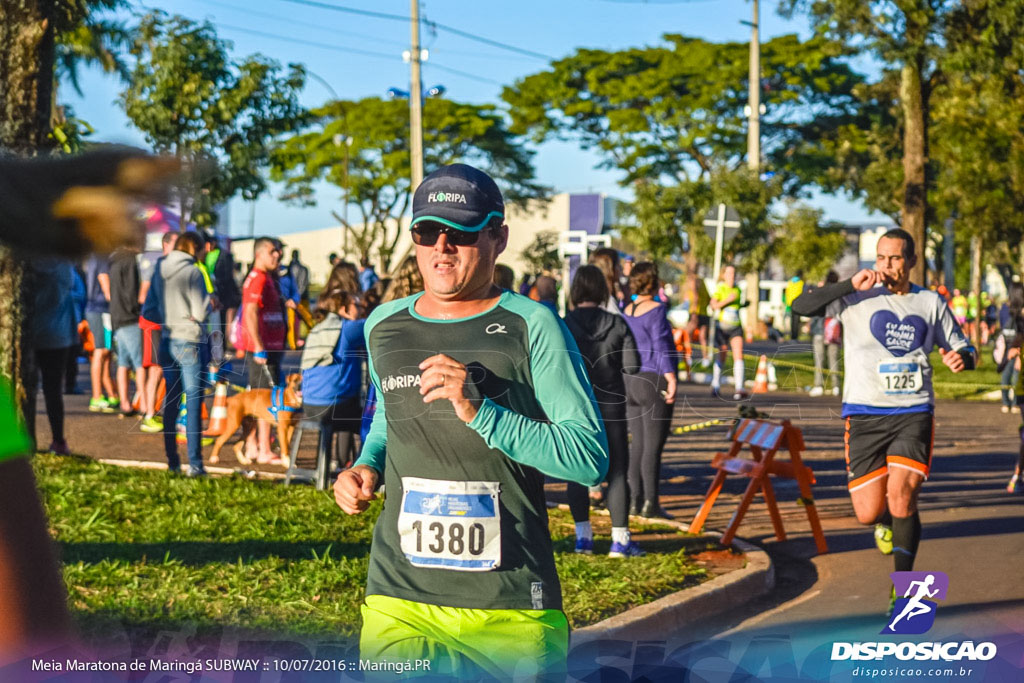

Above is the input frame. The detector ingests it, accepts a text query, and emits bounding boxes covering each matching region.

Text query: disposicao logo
[883,571,947,635]
[831,570,998,663]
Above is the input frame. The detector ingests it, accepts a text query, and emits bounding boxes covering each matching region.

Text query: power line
[273,0,409,22]
[216,22,499,85]
[205,0,408,49]
[271,0,555,61]
[217,22,398,60]
[139,2,504,88]
[422,18,554,61]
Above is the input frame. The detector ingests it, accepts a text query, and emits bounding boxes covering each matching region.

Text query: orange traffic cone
[204,382,229,436]
[752,354,769,393]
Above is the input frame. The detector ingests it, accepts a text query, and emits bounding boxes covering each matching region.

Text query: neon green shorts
[359,594,569,680]
[0,378,31,464]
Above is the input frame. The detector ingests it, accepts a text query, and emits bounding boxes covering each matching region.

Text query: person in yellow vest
[784,273,805,340]
[951,289,968,326]
[708,265,746,399]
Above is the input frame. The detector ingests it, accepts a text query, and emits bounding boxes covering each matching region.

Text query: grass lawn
[35,454,715,644]
[735,348,1003,401]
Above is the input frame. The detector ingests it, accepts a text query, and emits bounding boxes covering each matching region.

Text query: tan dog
[209,373,303,466]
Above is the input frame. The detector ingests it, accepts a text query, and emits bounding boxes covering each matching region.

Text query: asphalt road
[588,379,1024,682]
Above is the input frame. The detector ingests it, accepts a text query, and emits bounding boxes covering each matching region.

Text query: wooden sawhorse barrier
[688,418,828,554]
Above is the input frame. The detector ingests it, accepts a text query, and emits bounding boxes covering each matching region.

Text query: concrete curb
[571,518,774,643]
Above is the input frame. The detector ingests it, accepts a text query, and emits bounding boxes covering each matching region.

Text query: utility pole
[409,0,424,191]
[746,0,760,172]
[742,0,762,340]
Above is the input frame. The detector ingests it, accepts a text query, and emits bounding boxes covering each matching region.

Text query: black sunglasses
[410,223,488,247]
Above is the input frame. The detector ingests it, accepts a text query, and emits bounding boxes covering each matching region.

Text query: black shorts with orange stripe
[843,411,934,492]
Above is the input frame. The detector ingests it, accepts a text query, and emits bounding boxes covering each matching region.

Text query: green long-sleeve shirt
[356,290,608,610]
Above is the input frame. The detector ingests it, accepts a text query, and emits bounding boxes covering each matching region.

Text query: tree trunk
[1018,241,1024,286]
[970,235,983,350]
[900,58,928,287]
[0,0,56,401]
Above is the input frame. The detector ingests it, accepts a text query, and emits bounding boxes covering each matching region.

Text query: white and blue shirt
[829,285,969,416]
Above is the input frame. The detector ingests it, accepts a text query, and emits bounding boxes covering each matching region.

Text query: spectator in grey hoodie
[160,231,210,476]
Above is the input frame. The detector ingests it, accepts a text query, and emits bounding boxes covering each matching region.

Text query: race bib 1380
[398,477,501,571]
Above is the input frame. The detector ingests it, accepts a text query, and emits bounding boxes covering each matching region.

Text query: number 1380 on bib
[398,478,502,571]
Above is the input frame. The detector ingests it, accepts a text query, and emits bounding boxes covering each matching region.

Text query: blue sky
[67,0,885,237]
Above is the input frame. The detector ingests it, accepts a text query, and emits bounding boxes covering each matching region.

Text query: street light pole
[409,0,424,191]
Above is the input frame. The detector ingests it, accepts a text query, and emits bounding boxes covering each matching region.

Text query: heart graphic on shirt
[869,311,927,356]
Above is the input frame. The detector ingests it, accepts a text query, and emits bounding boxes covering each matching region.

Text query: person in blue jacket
[300,288,366,469]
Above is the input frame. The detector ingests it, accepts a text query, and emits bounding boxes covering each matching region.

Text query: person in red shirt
[240,237,286,462]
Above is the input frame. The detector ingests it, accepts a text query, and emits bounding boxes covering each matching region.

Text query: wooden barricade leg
[689,470,728,534]
[759,476,787,542]
[720,474,764,546]
[790,447,828,554]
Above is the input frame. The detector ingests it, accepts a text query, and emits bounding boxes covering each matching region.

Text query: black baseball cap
[411,163,505,233]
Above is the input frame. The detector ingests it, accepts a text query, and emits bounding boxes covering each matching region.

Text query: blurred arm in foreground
[0,147,178,658]
[0,147,179,255]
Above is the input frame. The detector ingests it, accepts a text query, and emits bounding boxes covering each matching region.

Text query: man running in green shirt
[334,164,609,679]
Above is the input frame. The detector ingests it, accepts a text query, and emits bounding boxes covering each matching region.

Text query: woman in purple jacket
[622,262,678,518]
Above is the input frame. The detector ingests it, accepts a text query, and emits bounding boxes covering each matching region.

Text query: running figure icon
[887,574,940,631]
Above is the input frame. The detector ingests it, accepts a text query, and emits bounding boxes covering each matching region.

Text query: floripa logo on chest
[381,373,422,393]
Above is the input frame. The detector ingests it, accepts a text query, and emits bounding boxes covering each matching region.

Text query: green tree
[774,203,848,282]
[502,33,864,268]
[709,166,785,274]
[505,34,863,182]
[617,179,710,263]
[56,1,129,95]
[271,96,548,271]
[520,230,561,275]
[52,1,130,151]
[120,12,307,228]
[784,73,904,224]
[0,0,125,395]
[781,0,955,286]
[929,1,1024,343]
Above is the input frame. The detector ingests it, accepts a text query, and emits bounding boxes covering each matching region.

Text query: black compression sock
[879,509,893,527]
[892,512,922,572]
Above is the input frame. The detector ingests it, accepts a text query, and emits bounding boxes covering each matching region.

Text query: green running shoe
[887,585,897,618]
[140,416,164,433]
[874,523,893,555]
[89,397,115,413]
